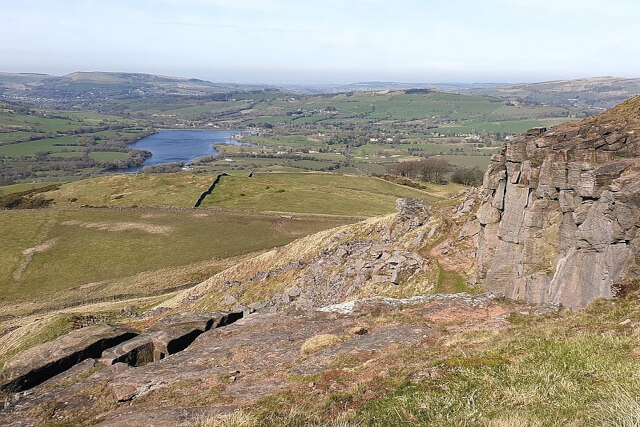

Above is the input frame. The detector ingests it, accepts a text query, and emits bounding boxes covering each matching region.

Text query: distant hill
[3,72,640,111]
[0,71,275,106]
[469,76,640,109]
[284,81,508,94]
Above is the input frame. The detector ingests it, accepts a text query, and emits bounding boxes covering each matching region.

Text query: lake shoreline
[123,129,256,173]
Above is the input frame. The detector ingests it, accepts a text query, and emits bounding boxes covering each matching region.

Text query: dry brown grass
[61,220,174,234]
[165,223,349,310]
[301,334,344,355]
[193,410,258,427]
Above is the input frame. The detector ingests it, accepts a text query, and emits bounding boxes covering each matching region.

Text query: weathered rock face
[475,95,640,307]
[1,312,243,395]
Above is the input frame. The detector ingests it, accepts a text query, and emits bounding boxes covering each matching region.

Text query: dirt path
[11,214,58,281]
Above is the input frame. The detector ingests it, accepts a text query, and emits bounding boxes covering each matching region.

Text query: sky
[1,0,639,84]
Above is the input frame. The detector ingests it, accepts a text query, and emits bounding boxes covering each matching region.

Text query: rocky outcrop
[99,312,243,366]
[216,198,436,313]
[475,95,640,307]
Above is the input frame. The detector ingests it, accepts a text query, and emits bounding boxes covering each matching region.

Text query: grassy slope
[0,182,58,196]
[0,208,351,304]
[2,172,448,310]
[44,173,215,208]
[242,91,573,129]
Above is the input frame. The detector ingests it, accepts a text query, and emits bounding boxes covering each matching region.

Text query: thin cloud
[1,0,639,83]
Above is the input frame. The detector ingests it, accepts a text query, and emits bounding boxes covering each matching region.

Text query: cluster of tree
[0,147,151,185]
[387,158,484,187]
[3,125,151,146]
[323,161,350,171]
[0,170,29,186]
[141,162,185,173]
[405,88,432,94]
[327,134,364,146]
[450,166,484,186]
[387,157,453,184]
[190,155,218,166]
[102,150,151,170]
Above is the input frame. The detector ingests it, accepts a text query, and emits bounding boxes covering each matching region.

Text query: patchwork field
[0,102,150,184]
[2,87,585,185]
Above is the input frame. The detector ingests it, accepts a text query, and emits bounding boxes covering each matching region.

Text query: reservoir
[126,129,255,171]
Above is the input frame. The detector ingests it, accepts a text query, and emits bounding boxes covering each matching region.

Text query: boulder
[395,198,430,227]
[100,335,156,367]
[476,203,501,225]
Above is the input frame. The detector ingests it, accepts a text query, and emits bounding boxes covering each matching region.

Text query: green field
[42,172,445,214]
[0,131,139,157]
[43,173,217,207]
[220,90,577,130]
[1,88,584,185]
[88,151,129,161]
[0,102,150,185]
[200,173,442,215]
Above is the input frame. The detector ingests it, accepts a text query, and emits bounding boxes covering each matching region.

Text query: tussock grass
[170,223,350,310]
[597,385,640,426]
[171,205,470,312]
[301,334,344,355]
[193,410,258,427]
[0,295,168,376]
[0,314,73,370]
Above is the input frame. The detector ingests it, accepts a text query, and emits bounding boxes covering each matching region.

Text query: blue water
[126,129,255,172]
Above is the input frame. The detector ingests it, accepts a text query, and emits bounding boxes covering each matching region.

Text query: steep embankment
[475,95,640,307]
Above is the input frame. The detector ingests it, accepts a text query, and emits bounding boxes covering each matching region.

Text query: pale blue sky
[2,0,639,84]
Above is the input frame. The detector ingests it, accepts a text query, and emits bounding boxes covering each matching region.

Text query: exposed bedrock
[99,311,243,367]
[1,312,243,393]
[474,95,640,307]
[1,325,137,393]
